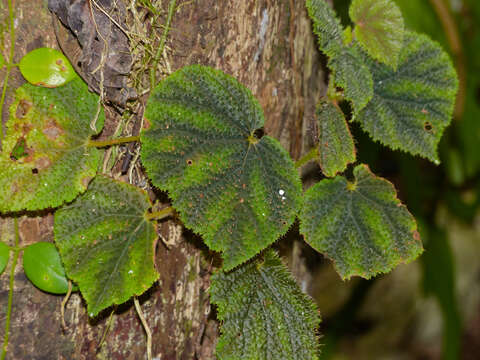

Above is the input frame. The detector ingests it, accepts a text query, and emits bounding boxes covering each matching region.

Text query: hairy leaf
[23,242,73,294]
[356,31,458,163]
[54,176,158,316]
[210,250,320,360]
[316,100,356,177]
[0,242,9,275]
[350,0,404,69]
[19,48,77,87]
[0,78,104,213]
[306,0,344,57]
[300,164,423,279]
[141,65,302,270]
[328,45,373,113]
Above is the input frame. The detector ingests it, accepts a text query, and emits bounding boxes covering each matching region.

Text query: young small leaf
[316,100,356,177]
[210,250,320,360]
[328,45,374,113]
[54,175,158,317]
[300,164,423,279]
[0,78,104,213]
[355,31,458,163]
[23,242,73,294]
[306,0,344,57]
[19,48,77,87]
[141,65,302,270]
[0,242,9,275]
[350,0,405,69]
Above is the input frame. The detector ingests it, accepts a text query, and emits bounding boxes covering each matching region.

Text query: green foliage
[22,242,73,294]
[19,48,77,87]
[349,0,404,69]
[356,31,458,163]
[300,164,423,279]
[54,176,158,316]
[316,100,356,177]
[141,65,302,270]
[210,250,320,360]
[0,78,104,213]
[0,242,9,275]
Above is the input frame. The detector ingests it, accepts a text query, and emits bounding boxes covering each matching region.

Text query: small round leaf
[23,242,72,294]
[0,242,10,275]
[19,48,76,87]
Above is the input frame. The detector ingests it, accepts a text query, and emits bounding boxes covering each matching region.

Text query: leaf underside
[141,65,302,270]
[316,100,356,177]
[210,250,320,360]
[300,164,423,279]
[0,78,104,213]
[54,176,158,316]
[350,0,405,69]
[356,31,458,163]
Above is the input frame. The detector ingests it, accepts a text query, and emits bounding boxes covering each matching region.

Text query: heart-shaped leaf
[210,250,320,360]
[19,48,77,87]
[300,164,423,279]
[350,0,405,69]
[141,65,302,270]
[54,175,158,317]
[22,242,74,294]
[0,242,9,275]
[0,78,104,213]
[355,31,458,163]
[316,100,356,177]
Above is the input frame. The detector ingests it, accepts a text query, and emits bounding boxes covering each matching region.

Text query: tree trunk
[0,0,324,359]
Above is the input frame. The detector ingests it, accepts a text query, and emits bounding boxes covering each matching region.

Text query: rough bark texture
[0,0,324,359]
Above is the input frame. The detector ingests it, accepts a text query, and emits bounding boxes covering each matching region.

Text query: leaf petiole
[295,147,319,168]
[87,136,140,148]
[145,206,175,222]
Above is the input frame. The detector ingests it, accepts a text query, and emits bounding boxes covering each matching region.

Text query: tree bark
[0,0,325,359]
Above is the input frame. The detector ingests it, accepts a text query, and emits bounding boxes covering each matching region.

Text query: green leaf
[349,0,405,69]
[328,45,374,113]
[0,242,9,275]
[300,164,423,279]
[316,100,356,177]
[0,53,5,69]
[141,65,302,270]
[22,242,73,294]
[0,78,104,213]
[355,31,458,163]
[19,48,77,87]
[54,175,158,317]
[210,250,320,360]
[306,0,344,57]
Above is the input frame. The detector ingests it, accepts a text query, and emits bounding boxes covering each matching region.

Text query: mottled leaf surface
[356,32,458,163]
[328,45,373,113]
[350,0,405,69]
[210,250,320,360]
[141,65,302,270]
[306,0,344,57]
[300,164,423,279]
[316,100,356,177]
[0,78,104,213]
[54,176,158,316]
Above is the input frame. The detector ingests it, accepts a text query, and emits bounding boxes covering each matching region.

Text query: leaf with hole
[22,242,74,294]
[300,164,423,279]
[54,175,158,317]
[210,250,320,360]
[0,78,104,213]
[316,100,356,177]
[0,242,9,275]
[355,31,458,163]
[349,0,405,69]
[141,65,302,270]
[19,48,77,87]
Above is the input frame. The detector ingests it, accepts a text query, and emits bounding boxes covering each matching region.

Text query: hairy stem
[145,206,174,221]
[295,147,319,168]
[88,136,140,148]
[134,297,152,360]
[61,280,73,331]
[1,218,20,360]
[150,0,176,90]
